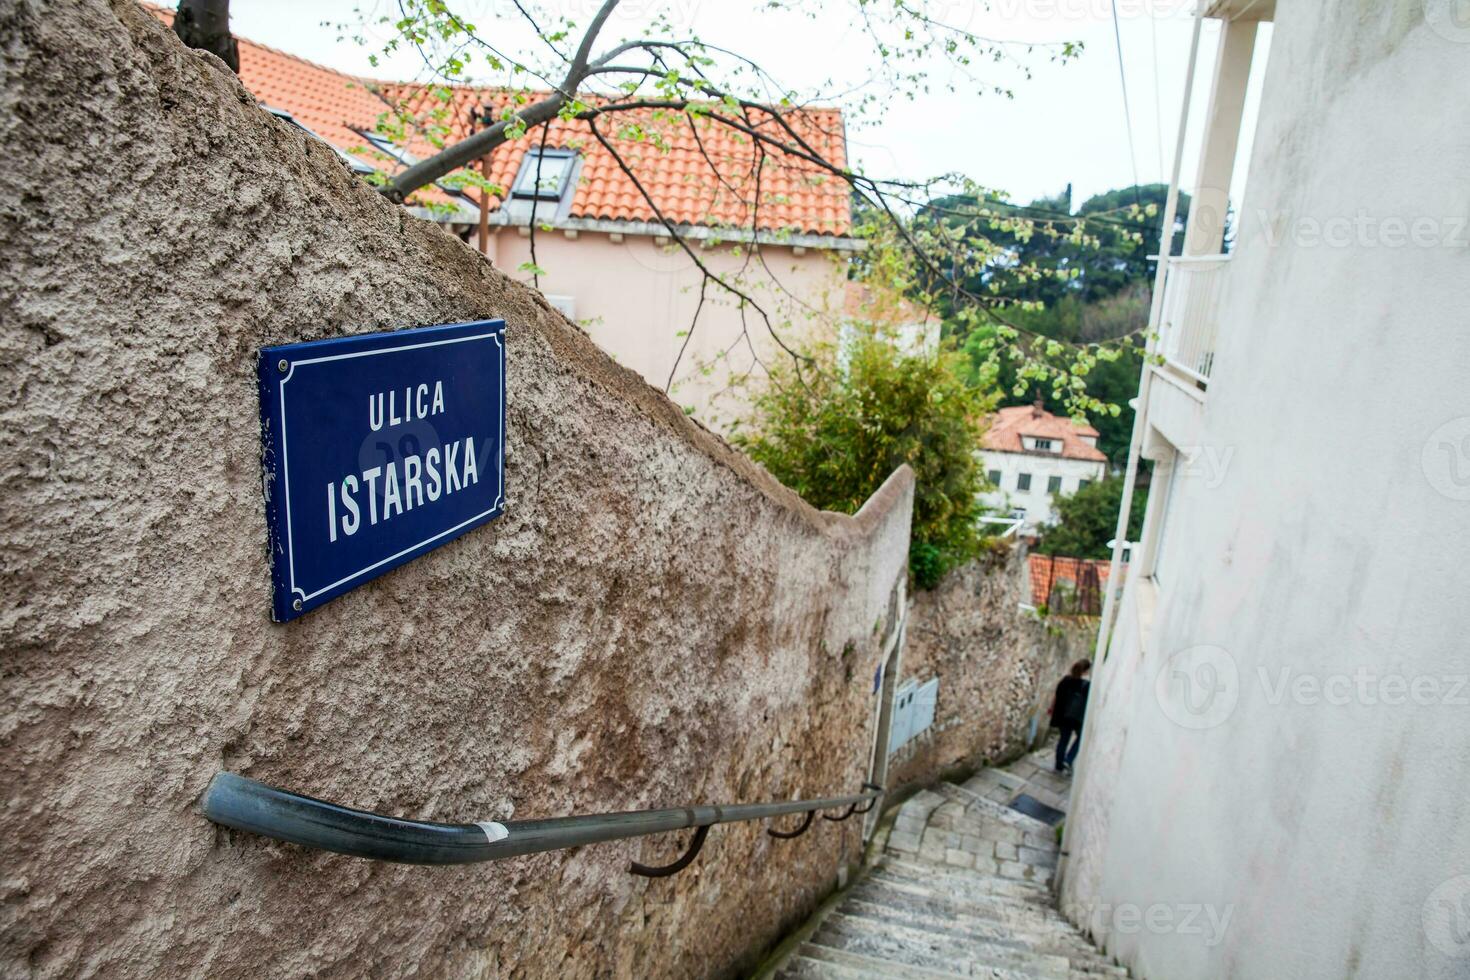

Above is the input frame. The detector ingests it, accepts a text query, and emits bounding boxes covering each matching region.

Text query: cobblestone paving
[776,743,1125,979]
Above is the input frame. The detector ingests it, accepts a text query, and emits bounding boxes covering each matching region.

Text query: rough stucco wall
[0,3,913,978]
[887,548,1092,789]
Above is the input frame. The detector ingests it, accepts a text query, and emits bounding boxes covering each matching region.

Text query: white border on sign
[278,330,505,607]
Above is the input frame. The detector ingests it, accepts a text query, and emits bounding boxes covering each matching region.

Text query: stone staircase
[773,745,1124,979]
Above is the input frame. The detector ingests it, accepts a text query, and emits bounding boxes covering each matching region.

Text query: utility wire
[1149,5,1165,180]
[1109,0,1143,206]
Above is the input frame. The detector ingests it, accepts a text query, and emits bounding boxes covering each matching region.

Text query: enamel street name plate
[258,320,506,622]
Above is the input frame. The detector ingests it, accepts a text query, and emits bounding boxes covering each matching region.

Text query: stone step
[941,784,1064,840]
[908,837,1060,879]
[777,952,887,980]
[877,858,1055,900]
[773,759,1124,980]
[915,811,1061,855]
[841,897,1102,957]
[815,910,1072,979]
[851,878,1073,934]
[887,853,1056,887]
[837,898,1126,977]
[795,943,973,980]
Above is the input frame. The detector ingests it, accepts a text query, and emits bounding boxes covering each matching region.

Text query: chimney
[1031,396,1044,419]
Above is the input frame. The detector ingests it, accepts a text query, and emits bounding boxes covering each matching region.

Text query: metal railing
[203,772,882,875]
[1157,254,1231,384]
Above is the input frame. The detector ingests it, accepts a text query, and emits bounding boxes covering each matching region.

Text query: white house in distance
[980,401,1108,527]
[1060,2,1470,978]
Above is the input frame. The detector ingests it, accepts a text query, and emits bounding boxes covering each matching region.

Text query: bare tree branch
[381,0,623,202]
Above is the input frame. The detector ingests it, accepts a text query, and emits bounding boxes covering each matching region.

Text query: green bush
[1033,473,1146,559]
[732,331,996,589]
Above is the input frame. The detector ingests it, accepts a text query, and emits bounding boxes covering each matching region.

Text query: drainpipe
[1091,7,1207,667]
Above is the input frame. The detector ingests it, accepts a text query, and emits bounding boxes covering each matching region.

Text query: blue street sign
[257,320,506,622]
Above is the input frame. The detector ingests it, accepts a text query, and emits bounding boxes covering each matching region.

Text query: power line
[1149,5,1165,181]
[1109,0,1143,207]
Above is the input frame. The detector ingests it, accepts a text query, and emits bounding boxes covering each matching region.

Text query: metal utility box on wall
[888,677,939,754]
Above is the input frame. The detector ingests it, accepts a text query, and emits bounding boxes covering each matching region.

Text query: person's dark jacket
[1051,675,1090,729]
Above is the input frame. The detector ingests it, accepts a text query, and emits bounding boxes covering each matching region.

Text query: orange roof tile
[982,403,1108,463]
[1027,554,1114,609]
[384,84,851,236]
[146,5,461,209]
[148,5,851,235]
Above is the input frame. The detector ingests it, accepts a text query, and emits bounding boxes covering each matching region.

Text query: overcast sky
[208,0,1270,211]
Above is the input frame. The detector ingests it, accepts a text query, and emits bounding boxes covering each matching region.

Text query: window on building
[1017,473,1032,491]
[1078,479,1091,491]
[1033,438,1056,452]
[1152,454,1183,585]
[1048,475,1062,493]
[512,149,576,200]
[987,469,1002,486]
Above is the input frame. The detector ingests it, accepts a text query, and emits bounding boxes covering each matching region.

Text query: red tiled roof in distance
[144,5,465,207]
[1027,554,1115,609]
[383,84,852,236]
[146,5,852,236]
[982,402,1108,463]
[148,6,376,155]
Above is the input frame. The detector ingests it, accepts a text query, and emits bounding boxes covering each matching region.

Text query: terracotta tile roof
[147,5,851,236]
[1027,554,1115,610]
[982,402,1108,463]
[383,84,852,236]
[146,5,464,210]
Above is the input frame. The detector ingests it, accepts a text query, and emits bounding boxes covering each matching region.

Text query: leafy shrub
[1033,474,1146,559]
[732,330,996,589]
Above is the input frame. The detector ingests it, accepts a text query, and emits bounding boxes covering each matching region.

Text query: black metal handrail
[202,772,883,874]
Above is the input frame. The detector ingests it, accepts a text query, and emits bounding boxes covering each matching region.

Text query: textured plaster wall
[887,548,1092,790]
[0,3,913,978]
[1060,5,1470,979]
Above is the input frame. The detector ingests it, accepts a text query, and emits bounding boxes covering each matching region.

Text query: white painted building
[980,401,1108,528]
[1059,3,1470,979]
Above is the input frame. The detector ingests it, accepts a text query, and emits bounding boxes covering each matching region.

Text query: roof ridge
[144,3,395,87]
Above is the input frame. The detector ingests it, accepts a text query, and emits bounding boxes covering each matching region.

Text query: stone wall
[0,3,912,978]
[887,547,1095,790]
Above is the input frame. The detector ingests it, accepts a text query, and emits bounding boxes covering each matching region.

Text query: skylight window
[512,149,576,201]
[263,106,375,175]
[361,132,419,168]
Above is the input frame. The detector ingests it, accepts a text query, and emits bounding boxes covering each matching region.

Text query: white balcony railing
[1157,254,1230,385]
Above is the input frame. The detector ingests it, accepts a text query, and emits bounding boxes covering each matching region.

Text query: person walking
[1050,659,1092,774]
